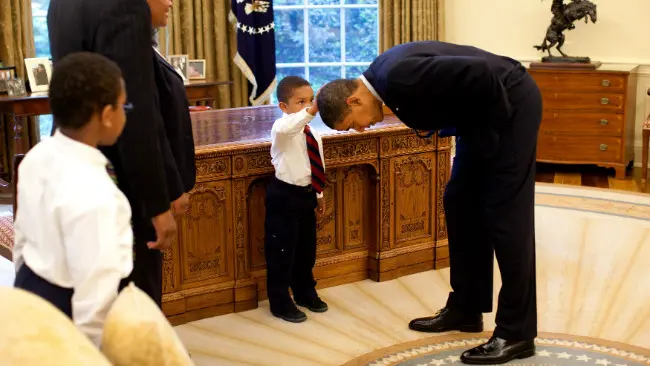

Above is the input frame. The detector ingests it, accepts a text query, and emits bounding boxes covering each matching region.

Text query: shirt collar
[358,75,383,103]
[52,129,109,167]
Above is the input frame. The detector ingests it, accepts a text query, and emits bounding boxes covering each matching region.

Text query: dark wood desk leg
[13,115,28,154]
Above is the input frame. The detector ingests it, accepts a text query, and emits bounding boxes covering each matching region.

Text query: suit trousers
[444,73,542,341]
[264,177,318,313]
[15,264,74,318]
[119,241,163,308]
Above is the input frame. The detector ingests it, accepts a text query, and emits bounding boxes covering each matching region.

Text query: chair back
[12,154,25,219]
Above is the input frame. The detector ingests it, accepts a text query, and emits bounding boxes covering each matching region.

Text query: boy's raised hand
[307,88,321,116]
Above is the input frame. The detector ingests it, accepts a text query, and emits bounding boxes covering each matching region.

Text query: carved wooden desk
[164,105,452,324]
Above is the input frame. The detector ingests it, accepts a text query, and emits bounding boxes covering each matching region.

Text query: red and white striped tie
[304,125,325,193]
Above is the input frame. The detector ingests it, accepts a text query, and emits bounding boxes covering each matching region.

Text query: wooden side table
[185,79,232,108]
[0,93,50,192]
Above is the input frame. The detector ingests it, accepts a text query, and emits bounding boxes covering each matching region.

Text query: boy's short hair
[49,52,123,130]
[276,76,311,103]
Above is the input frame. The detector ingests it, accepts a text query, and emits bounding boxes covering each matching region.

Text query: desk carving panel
[162,106,451,324]
[528,64,638,178]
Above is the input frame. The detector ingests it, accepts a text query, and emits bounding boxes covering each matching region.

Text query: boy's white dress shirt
[270,108,326,199]
[13,130,133,347]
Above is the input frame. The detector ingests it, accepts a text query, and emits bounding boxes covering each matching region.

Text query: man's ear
[346,96,361,106]
[278,102,289,113]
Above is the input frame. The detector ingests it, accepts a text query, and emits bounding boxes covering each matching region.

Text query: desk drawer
[531,72,626,92]
[537,135,622,163]
[540,111,624,136]
[541,92,624,112]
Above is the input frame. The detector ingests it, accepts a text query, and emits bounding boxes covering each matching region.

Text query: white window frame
[274,0,380,79]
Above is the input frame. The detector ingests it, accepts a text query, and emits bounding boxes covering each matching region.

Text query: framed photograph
[168,54,189,82]
[7,79,27,97]
[188,59,206,80]
[0,66,17,94]
[24,57,52,93]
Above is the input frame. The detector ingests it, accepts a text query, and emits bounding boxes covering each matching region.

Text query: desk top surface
[191,105,408,151]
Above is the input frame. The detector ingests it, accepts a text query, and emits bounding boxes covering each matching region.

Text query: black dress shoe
[408,307,483,333]
[271,307,307,323]
[295,297,328,313]
[460,336,535,364]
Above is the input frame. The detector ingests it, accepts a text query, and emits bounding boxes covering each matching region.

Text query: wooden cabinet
[527,65,638,178]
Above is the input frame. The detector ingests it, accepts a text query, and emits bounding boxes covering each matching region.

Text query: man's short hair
[49,52,123,130]
[276,76,311,103]
[316,79,359,129]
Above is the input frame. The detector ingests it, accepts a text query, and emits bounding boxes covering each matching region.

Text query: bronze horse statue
[534,0,597,58]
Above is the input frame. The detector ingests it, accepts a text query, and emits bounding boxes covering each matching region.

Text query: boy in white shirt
[13,52,133,347]
[266,76,328,323]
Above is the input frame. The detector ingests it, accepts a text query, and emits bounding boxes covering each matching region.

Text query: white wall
[445,0,650,166]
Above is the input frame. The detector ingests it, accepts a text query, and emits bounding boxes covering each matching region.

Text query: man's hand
[316,197,325,218]
[171,193,190,216]
[148,210,177,250]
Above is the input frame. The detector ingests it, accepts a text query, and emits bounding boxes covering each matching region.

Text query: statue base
[530,57,602,70]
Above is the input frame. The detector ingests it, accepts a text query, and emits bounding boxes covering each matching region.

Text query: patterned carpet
[346,332,650,366]
[0,214,13,261]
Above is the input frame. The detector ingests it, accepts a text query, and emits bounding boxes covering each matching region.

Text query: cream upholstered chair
[643,88,650,184]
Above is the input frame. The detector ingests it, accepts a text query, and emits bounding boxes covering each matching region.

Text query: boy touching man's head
[276,76,318,116]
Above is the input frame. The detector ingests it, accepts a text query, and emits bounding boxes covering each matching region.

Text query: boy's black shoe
[271,307,307,323]
[295,297,329,313]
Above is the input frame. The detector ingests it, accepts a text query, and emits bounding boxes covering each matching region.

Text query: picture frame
[24,57,52,93]
[167,54,189,82]
[7,78,27,97]
[0,66,17,94]
[188,59,206,80]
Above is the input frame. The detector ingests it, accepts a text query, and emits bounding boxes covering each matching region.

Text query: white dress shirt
[271,108,326,198]
[13,130,133,348]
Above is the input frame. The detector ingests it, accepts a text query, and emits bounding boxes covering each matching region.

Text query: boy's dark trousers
[264,177,318,314]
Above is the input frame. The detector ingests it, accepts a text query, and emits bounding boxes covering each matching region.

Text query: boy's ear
[278,102,289,113]
[100,104,113,127]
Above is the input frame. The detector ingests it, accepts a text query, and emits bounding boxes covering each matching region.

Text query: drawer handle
[601,97,609,105]
[600,119,608,125]
[602,79,610,87]
[600,144,608,151]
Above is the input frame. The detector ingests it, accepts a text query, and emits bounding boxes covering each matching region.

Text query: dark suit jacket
[48,0,183,241]
[363,41,530,154]
[153,51,196,193]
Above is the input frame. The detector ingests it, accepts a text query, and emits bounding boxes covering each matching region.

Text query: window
[31,0,54,139]
[273,0,379,103]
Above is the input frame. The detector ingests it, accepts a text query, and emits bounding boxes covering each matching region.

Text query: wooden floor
[536,163,650,193]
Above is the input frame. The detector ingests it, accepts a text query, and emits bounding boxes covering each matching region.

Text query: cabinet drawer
[542,92,624,112]
[540,111,624,136]
[531,72,626,92]
[537,135,622,163]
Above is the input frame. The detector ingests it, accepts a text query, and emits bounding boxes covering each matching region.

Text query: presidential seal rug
[343,332,650,366]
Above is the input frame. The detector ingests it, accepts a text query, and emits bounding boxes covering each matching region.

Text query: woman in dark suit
[149,0,196,210]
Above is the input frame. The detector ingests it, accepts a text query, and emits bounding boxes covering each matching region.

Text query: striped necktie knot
[106,162,118,185]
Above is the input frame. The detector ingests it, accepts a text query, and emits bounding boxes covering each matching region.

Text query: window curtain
[0,0,36,183]
[156,0,249,108]
[379,0,445,52]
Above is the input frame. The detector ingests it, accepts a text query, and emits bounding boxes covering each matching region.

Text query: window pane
[309,0,338,4]
[344,65,369,79]
[275,10,305,64]
[308,9,341,62]
[308,66,341,91]
[38,115,54,140]
[345,0,378,3]
[271,67,307,104]
[32,0,51,58]
[275,0,303,5]
[345,8,378,62]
